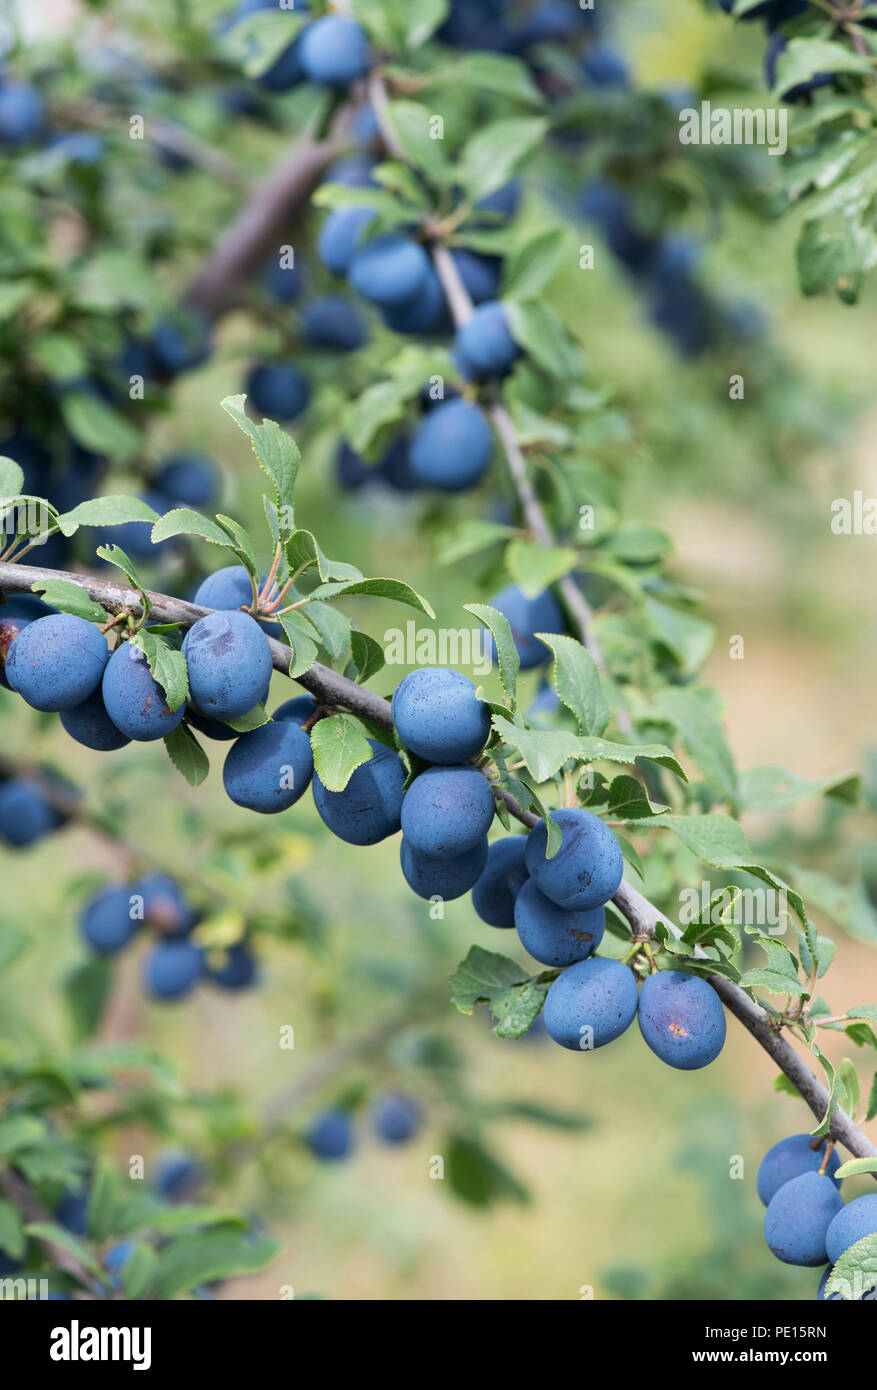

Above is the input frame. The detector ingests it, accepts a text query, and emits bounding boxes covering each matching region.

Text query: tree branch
[2,559,874,1159]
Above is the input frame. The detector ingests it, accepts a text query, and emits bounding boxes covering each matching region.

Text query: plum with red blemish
[637,969,726,1070]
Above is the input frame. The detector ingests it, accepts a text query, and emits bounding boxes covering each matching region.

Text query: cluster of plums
[79,873,257,1002]
[307,1093,422,1162]
[757,1132,877,1299]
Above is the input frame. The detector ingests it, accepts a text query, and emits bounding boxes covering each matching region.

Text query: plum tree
[400,765,495,859]
[543,957,639,1050]
[182,611,273,719]
[348,235,432,308]
[637,970,727,1070]
[471,836,529,928]
[756,1134,842,1206]
[246,363,310,421]
[60,688,132,752]
[763,1171,845,1266]
[5,614,109,712]
[312,739,406,845]
[372,1093,422,1146]
[102,642,185,741]
[222,719,314,813]
[825,1194,877,1264]
[391,667,491,764]
[307,1108,354,1160]
[487,585,564,669]
[298,16,370,87]
[409,398,493,491]
[400,837,488,901]
[79,886,141,955]
[455,302,519,380]
[514,879,605,967]
[524,808,624,911]
[143,940,205,1002]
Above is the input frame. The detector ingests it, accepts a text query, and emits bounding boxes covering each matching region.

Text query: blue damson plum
[187,710,238,741]
[488,584,564,669]
[455,301,519,380]
[102,642,185,741]
[409,398,493,491]
[764,1171,844,1267]
[273,694,318,726]
[451,249,501,304]
[0,82,45,145]
[637,971,726,1070]
[206,941,258,990]
[391,667,491,764]
[79,886,140,955]
[6,614,108,712]
[471,836,529,928]
[317,206,375,276]
[382,265,450,335]
[825,1194,877,1265]
[151,314,211,377]
[139,873,196,936]
[525,808,624,911]
[514,878,605,967]
[154,454,217,508]
[60,688,132,751]
[143,940,204,1001]
[0,777,62,847]
[246,363,309,421]
[543,957,639,1051]
[307,1108,354,1160]
[304,295,368,351]
[193,565,253,611]
[400,837,488,901]
[0,595,55,689]
[349,236,432,308]
[153,1152,204,1203]
[299,16,370,87]
[582,43,629,87]
[222,719,314,813]
[312,739,406,845]
[401,765,495,859]
[263,255,303,303]
[372,1093,422,1146]
[183,611,273,719]
[757,1134,842,1207]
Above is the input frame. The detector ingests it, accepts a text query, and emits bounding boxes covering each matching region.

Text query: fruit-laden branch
[1,559,874,1159]
[0,1169,102,1297]
[184,110,352,319]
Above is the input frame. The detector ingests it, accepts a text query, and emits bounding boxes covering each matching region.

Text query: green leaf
[306,602,351,668]
[60,393,140,464]
[350,630,385,683]
[86,1159,120,1243]
[221,393,300,517]
[151,508,241,550]
[278,611,318,679]
[222,7,309,77]
[492,713,580,783]
[774,38,872,98]
[537,635,609,736]
[224,704,271,733]
[449,945,551,1039]
[164,724,209,787]
[464,602,519,703]
[306,576,435,619]
[0,1200,25,1261]
[149,1230,279,1301]
[385,100,450,181]
[130,630,188,711]
[56,495,161,539]
[738,764,860,811]
[285,529,363,585]
[503,226,568,299]
[94,545,150,615]
[576,738,686,779]
[426,51,544,107]
[607,774,668,821]
[31,578,108,624]
[654,688,738,807]
[457,117,548,202]
[401,0,449,47]
[0,456,24,499]
[788,869,877,946]
[309,715,373,793]
[505,298,583,380]
[32,332,88,383]
[825,1233,877,1301]
[24,1223,104,1281]
[122,1244,159,1301]
[63,956,111,1043]
[445,1132,529,1208]
[505,538,577,596]
[867,1070,877,1123]
[436,518,515,565]
[644,596,714,674]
